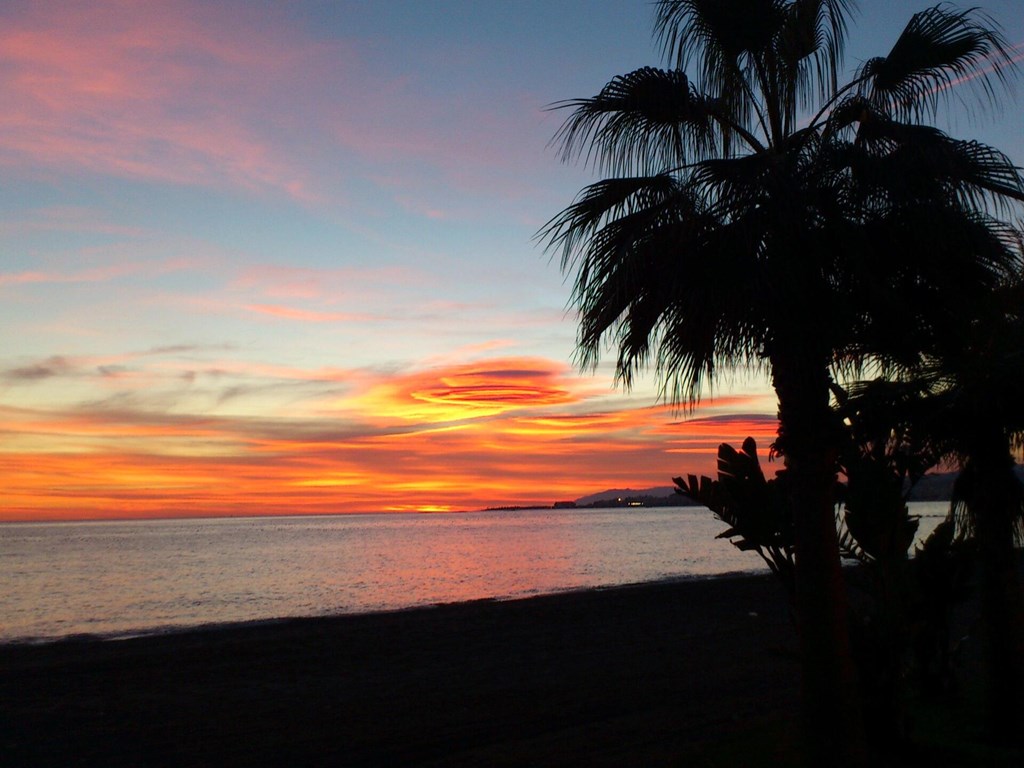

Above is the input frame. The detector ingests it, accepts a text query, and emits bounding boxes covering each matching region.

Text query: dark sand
[1,574,803,767]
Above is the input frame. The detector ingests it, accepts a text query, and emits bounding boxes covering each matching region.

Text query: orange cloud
[349,358,586,424]
[0,350,780,521]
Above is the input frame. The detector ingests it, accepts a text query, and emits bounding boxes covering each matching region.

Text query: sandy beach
[1,574,803,767]
[6,569,1023,767]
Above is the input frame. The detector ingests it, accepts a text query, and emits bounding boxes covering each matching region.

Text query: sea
[0,502,949,644]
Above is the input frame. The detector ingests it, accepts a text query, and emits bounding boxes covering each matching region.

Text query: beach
[1,574,801,767]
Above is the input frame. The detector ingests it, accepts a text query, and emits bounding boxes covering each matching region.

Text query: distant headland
[483,467,1024,512]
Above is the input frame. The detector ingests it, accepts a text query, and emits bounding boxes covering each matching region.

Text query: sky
[2,1,1022,520]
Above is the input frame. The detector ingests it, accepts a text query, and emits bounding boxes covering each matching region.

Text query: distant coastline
[484,466,1024,513]
[482,491,699,512]
[483,491,701,512]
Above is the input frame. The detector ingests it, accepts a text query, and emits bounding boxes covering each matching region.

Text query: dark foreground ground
[1,574,1019,767]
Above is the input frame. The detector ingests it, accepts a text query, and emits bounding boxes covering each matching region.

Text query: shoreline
[1,572,801,767]
[0,569,763,647]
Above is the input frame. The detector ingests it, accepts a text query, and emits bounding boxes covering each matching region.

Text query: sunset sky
[3,0,1022,520]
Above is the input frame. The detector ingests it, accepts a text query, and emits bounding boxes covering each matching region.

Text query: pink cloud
[0,262,141,286]
[0,0,337,199]
[0,0,553,213]
[0,205,149,237]
[229,263,422,301]
[243,303,375,323]
[0,251,201,288]
[921,41,1024,97]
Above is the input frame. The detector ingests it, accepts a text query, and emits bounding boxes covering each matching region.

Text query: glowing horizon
[1,351,780,520]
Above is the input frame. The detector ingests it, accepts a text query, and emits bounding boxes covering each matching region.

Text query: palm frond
[857,5,1017,121]
[674,438,796,589]
[866,207,1020,302]
[545,177,707,351]
[542,167,768,402]
[655,0,785,74]
[785,0,853,88]
[851,117,1024,212]
[651,216,770,401]
[538,175,679,268]
[951,457,1024,546]
[549,67,719,174]
[576,216,728,394]
[774,1,855,129]
[655,0,790,146]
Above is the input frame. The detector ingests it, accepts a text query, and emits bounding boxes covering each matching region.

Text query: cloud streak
[0,352,779,520]
[0,1,329,198]
[243,304,377,323]
[0,0,562,215]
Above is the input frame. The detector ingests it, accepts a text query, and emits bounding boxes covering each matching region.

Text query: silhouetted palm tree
[541,2,1022,763]
[852,283,1024,740]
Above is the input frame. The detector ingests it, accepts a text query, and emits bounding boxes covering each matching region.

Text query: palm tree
[855,282,1024,740]
[541,2,1022,763]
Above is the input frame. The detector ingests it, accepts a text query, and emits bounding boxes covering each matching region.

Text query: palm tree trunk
[772,348,866,767]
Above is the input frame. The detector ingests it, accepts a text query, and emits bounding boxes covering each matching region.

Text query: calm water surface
[0,503,948,643]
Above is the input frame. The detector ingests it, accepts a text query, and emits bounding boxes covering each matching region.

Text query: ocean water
[0,503,949,643]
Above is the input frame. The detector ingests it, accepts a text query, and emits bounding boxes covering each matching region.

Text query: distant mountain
[575,486,679,506]
[574,466,1024,508]
[908,465,1024,501]
[906,472,957,501]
